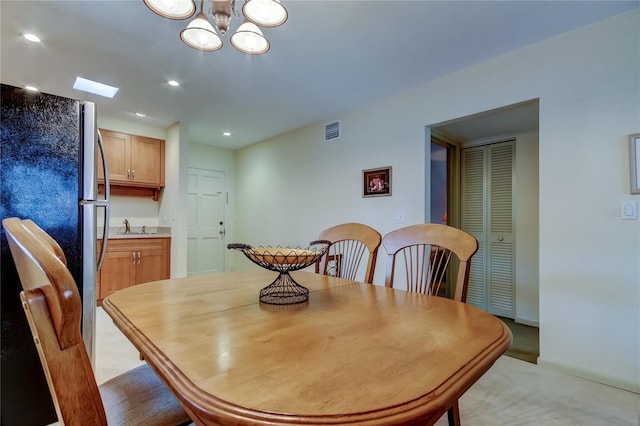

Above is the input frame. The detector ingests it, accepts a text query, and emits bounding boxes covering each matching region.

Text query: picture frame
[363,166,392,197]
[630,133,640,194]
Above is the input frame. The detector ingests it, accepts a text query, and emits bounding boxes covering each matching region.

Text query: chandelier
[143,0,287,55]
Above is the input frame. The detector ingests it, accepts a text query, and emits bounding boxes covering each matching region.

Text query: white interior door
[187,168,226,276]
[461,141,515,318]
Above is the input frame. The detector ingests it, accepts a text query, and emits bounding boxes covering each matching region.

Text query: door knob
[498,236,504,241]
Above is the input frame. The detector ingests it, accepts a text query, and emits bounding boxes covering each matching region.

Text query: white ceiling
[1,1,637,149]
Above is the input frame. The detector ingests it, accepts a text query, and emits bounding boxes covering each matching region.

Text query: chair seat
[99,364,191,426]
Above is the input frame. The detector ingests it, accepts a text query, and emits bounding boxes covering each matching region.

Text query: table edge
[102,279,512,426]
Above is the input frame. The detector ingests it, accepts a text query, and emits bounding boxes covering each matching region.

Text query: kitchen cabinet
[98,129,165,200]
[97,237,170,304]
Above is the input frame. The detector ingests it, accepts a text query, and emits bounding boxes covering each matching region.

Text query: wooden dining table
[102,270,512,426]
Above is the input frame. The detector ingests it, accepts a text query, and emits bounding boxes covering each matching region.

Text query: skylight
[73,77,119,98]
[23,33,41,43]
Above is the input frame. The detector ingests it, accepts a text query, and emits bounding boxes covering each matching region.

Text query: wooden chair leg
[447,400,460,426]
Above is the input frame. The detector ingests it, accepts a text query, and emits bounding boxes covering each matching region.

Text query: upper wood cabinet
[98,129,165,199]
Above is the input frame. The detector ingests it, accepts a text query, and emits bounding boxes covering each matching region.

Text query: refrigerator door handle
[97,203,109,273]
[96,129,110,273]
[97,129,111,203]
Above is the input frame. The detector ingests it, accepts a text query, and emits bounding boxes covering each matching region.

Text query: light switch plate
[621,200,637,220]
[393,209,406,224]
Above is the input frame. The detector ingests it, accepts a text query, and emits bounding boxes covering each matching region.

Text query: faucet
[123,219,131,234]
[141,225,146,234]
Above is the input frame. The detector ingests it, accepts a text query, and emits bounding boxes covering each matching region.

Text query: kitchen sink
[105,224,167,237]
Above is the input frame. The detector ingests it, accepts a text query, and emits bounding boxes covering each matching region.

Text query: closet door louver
[461,148,487,309]
[488,143,515,317]
[461,141,515,317]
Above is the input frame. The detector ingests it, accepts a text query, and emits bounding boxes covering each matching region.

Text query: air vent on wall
[324,121,340,141]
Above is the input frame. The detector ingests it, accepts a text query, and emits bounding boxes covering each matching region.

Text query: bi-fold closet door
[461,140,515,318]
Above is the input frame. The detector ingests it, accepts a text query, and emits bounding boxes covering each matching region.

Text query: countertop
[99,226,171,239]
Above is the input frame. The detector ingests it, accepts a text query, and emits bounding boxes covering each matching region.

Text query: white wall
[514,131,539,326]
[533,12,639,392]
[98,116,166,140]
[158,123,189,277]
[235,10,640,392]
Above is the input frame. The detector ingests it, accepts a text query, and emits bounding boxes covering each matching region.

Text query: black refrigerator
[0,84,110,425]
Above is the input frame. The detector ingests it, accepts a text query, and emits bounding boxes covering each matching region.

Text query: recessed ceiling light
[223,131,231,136]
[73,77,119,98]
[23,33,41,43]
[135,112,146,117]
[168,80,180,87]
[25,85,38,92]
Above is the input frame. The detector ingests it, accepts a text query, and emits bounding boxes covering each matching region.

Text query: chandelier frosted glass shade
[144,0,285,55]
[242,0,288,28]
[143,0,196,20]
[230,21,269,55]
[180,12,223,51]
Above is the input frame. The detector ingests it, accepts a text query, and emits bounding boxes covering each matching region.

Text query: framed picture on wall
[363,166,392,197]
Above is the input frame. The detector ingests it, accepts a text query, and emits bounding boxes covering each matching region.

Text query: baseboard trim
[515,317,539,327]
[537,358,640,394]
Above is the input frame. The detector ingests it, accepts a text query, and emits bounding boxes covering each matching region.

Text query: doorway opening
[430,141,448,225]
[427,99,540,363]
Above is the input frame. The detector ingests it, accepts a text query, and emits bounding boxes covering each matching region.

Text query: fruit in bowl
[246,247,323,265]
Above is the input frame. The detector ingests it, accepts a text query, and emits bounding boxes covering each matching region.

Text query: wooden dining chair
[315,222,381,283]
[382,223,479,426]
[2,217,192,426]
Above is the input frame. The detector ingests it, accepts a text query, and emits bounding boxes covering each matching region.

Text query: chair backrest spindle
[382,223,478,302]
[316,223,381,284]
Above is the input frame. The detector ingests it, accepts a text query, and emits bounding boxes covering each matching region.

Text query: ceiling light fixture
[143,0,287,55]
[180,1,222,51]
[168,80,181,87]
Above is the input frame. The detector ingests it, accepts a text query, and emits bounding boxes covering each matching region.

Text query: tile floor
[94,308,639,426]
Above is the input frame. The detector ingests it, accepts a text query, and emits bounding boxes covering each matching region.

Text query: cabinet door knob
[132,252,136,264]
[137,251,141,264]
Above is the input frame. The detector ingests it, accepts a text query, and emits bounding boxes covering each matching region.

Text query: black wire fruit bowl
[227,240,330,305]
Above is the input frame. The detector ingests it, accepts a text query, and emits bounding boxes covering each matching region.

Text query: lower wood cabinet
[97,238,170,305]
